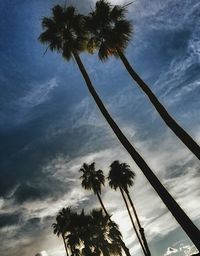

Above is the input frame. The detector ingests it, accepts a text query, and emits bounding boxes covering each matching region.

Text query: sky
[0,0,200,255]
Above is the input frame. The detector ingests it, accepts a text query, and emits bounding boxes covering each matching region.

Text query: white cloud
[35,251,48,256]
[164,247,178,256]
[91,0,127,4]
[71,97,106,129]
[0,198,5,209]
[163,243,199,256]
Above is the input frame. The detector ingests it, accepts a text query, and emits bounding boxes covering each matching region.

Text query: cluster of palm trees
[53,160,150,256]
[53,207,123,256]
[39,0,200,253]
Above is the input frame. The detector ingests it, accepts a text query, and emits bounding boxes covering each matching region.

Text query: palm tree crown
[52,207,74,237]
[80,162,105,194]
[108,160,135,192]
[85,0,132,60]
[39,4,87,60]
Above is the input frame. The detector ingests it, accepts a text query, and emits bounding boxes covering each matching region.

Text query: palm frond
[85,0,133,60]
[110,5,126,21]
[98,43,110,61]
[39,4,87,59]
[108,160,136,192]
[79,163,105,194]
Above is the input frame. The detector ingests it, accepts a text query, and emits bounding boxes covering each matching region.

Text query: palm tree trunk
[120,188,147,256]
[96,192,132,256]
[125,190,151,256]
[73,51,200,251]
[96,192,109,217]
[62,234,69,256]
[117,49,200,160]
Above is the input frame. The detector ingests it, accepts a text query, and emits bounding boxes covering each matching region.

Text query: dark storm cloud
[12,183,49,203]
[19,217,42,237]
[0,117,108,197]
[0,213,21,228]
[11,176,77,204]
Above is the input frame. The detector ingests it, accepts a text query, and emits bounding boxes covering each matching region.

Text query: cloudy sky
[0,0,200,255]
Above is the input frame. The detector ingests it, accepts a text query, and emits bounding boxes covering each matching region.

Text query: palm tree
[66,210,89,256]
[84,0,200,160]
[108,160,151,256]
[79,162,131,256]
[80,163,106,213]
[39,4,200,251]
[90,209,123,256]
[52,207,72,256]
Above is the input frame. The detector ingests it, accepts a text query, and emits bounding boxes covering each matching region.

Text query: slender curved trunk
[96,192,131,256]
[73,51,200,251]
[125,190,151,256]
[116,49,200,160]
[119,188,147,256]
[62,234,69,256]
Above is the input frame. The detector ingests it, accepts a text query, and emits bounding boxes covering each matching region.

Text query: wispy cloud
[19,78,58,108]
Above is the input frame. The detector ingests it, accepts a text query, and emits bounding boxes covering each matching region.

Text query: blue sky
[0,0,200,255]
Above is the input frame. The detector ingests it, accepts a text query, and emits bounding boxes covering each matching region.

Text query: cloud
[0,213,21,229]
[71,97,106,129]
[90,0,127,5]
[1,103,199,255]
[162,242,199,256]
[164,247,178,256]
[20,78,58,108]
[12,183,48,203]
[35,251,48,256]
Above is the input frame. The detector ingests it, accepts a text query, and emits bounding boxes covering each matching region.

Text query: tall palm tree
[80,163,106,212]
[52,207,72,256]
[84,0,200,160]
[79,162,131,256]
[108,160,151,256]
[39,4,200,251]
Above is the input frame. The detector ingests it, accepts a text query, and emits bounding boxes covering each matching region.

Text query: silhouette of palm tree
[79,162,131,256]
[52,207,72,256]
[80,163,105,211]
[84,0,200,160]
[66,210,88,256]
[39,4,200,251]
[90,209,123,256]
[108,160,151,256]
